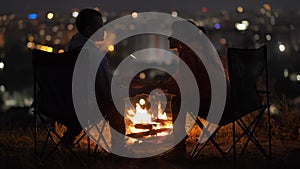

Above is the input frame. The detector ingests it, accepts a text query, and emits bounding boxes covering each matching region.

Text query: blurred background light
[39,29,45,36]
[254,34,260,40]
[263,3,272,11]
[67,24,74,31]
[201,7,208,13]
[108,44,115,52]
[171,11,178,17]
[214,23,221,29]
[219,38,227,45]
[28,35,34,42]
[45,35,52,41]
[289,73,299,82]
[53,39,61,45]
[27,13,37,20]
[131,11,138,19]
[279,44,286,52]
[235,23,247,31]
[52,26,59,32]
[72,11,79,18]
[38,45,53,53]
[260,8,266,14]
[129,24,136,30]
[139,72,146,80]
[237,6,244,13]
[26,42,34,49]
[241,20,249,27]
[102,16,107,23]
[297,75,300,81]
[0,85,5,92]
[0,62,4,70]
[283,69,289,78]
[266,34,272,41]
[93,7,100,12]
[47,12,54,20]
[58,49,65,53]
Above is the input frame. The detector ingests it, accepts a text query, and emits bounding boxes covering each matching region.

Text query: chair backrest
[32,49,80,124]
[227,45,268,119]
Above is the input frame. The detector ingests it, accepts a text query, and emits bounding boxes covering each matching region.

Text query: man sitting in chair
[61,8,105,145]
[66,8,126,153]
[67,8,104,51]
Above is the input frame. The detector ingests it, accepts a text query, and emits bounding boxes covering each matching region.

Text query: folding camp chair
[32,49,100,164]
[190,45,271,159]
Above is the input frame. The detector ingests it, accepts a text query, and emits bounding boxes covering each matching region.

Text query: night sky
[1,0,298,14]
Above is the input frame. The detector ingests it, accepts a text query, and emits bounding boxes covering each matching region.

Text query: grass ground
[0,120,299,169]
[0,99,299,169]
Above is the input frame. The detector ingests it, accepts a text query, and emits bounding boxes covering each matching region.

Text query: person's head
[76,8,103,38]
[168,20,207,50]
[187,20,207,36]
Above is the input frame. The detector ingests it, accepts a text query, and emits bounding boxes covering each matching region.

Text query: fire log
[152,119,172,125]
[134,124,153,130]
[126,128,169,138]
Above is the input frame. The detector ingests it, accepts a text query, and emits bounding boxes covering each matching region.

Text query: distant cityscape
[0,4,299,109]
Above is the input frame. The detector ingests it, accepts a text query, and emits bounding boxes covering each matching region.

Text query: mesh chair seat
[33,49,79,126]
[32,49,94,165]
[190,45,271,159]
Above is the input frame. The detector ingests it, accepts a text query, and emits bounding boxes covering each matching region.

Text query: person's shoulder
[67,33,88,51]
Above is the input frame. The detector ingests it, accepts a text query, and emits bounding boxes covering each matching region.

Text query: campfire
[124,93,174,145]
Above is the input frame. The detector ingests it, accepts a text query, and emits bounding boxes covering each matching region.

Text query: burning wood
[134,124,153,130]
[126,128,169,138]
[125,98,173,140]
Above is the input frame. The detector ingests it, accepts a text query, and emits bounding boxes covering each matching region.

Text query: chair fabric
[228,45,266,118]
[33,49,79,127]
[190,45,271,159]
[32,49,88,162]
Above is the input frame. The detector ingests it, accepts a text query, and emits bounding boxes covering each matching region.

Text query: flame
[157,102,167,120]
[127,103,152,124]
[126,99,173,133]
[125,98,174,146]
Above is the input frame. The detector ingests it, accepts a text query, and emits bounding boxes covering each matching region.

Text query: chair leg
[238,117,261,157]
[41,122,63,155]
[191,139,210,158]
[87,134,91,156]
[72,132,86,148]
[34,110,38,158]
[37,114,88,166]
[267,105,272,159]
[190,117,226,159]
[84,120,110,155]
[41,133,50,157]
[226,110,264,157]
[190,130,212,159]
[237,117,269,158]
[232,121,236,160]
[209,129,227,158]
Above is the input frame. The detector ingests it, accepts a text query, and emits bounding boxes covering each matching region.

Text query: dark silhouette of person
[60,8,104,145]
[67,8,126,153]
[167,20,211,158]
[166,20,232,158]
[67,8,104,51]
[129,20,212,158]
